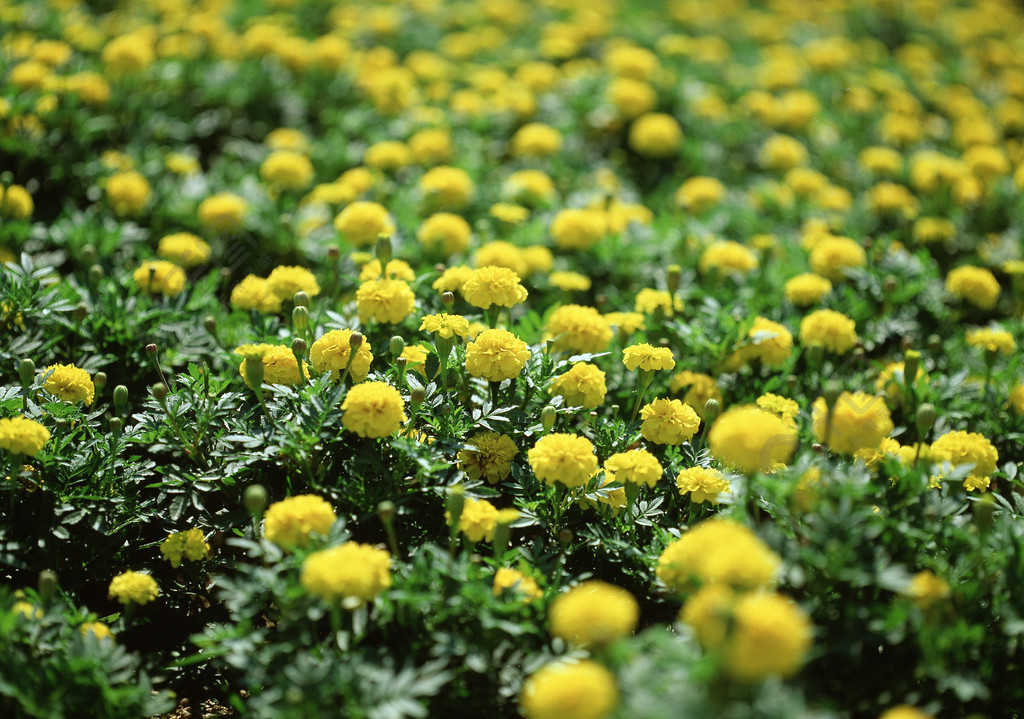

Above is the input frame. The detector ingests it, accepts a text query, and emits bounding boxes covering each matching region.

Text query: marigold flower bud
[18,359,35,387]
[703,398,720,423]
[243,484,268,515]
[203,316,217,334]
[541,406,557,431]
[293,290,310,307]
[145,343,158,355]
[291,337,307,355]
[410,387,426,405]
[822,381,842,409]
[38,569,58,602]
[446,485,466,535]
[915,403,936,436]
[904,349,921,382]
[152,382,168,401]
[112,384,128,410]
[390,335,406,358]
[93,372,107,390]
[442,291,455,309]
[109,417,123,434]
[666,264,682,295]
[377,500,396,524]
[88,264,104,284]
[243,355,264,389]
[348,332,364,350]
[376,235,393,264]
[292,305,309,331]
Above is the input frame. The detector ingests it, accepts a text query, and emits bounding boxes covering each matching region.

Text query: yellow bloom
[675,176,727,214]
[549,362,607,408]
[1011,384,1024,416]
[812,392,894,455]
[334,201,395,247]
[474,241,528,277]
[698,240,758,277]
[356,279,416,324]
[657,518,780,593]
[930,430,999,491]
[465,329,530,381]
[784,273,832,306]
[106,171,151,216]
[419,313,470,340]
[43,364,95,406]
[945,265,1001,310]
[550,580,639,647]
[510,122,563,157]
[267,265,321,301]
[676,466,731,503]
[108,571,159,606]
[236,344,305,388]
[799,309,858,354]
[503,169,556,206]
[301,542,391,603]
[878,706,935,719]
[548,271,591,292]
[341,382,407,438]
[159,528,210,568]
[230,275,282,313]
[622,343,675,372]
[604,311,646,335]
[264,494,336,549]
[759,134,808,170]
[669,371,722,418]
[808,236,867,281]
[0,416,50,457]
[494,567,542,601]
[157,233,211,267]
[723,591,813,681]
[418,212,472,255]
[80,622,114,641]
[358,258,416,283]
[432,264,474,294]
[604,449,662,488]
[528,433,598,488]
[640,398,701,445]
[549,208,608,250]
[419,165,474,210]
[447,496,499,542]
[310,329,373,382]
[965,327,1015,354]
[458,431,518,484]
[134,260,186,298]
[520,660,618,719]
[198,193,248,234]
[461,266,528,309]
[0,185,33,220]
[734,316,793,368]
[634,288,682,316]
[628,112,683,158]
[902,570,950,609]
[545,305,612,354]
[260,150,314,191]
[707,405,797,474]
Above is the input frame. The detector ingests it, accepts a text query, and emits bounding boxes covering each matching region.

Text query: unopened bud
[377,500,396,524]
[703,398,720,422]
[395,357,408,373]
[73,303,88,322]
[447,485,465,534]
[442,291,455,309]
[108,417,123,434]
[927,334,942,353]
[915,403,936,437]
[93,372,107,391]
[82,244,97,264]
[882,275,898,294]
[18,358,35,387]
[37,570,58,602]
[348,332,363,350]
[152,382,168,401]
[541,406,557,431]
[390,335,405,358]
[293,290,310,308]
[291,337,307,355]
[666,264,682,295]
[243,484,268,516]
[243,355,264,388]
[292,305,309,330]
[822,381,842,409]
[904,349,920,383]
[327,246,341,262]
[87,264,104,284]
[145,343,158,356]
[376,235,392,264]
[112,384,128,410]
[410,387,426,405]
[204,315,217,334]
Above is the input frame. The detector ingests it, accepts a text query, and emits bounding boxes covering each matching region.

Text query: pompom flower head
[812,391,894,455]
[108,571,159,606]
[310,329,373,381]
[708,405,797,475]
[341,381,407,438]
[198,192,248,234]
[263,494,336,549]
[544,305,612,354]
[549,580,639,647]
[799,309,858,355]
[461,266,528,309]
[43,364,95,406]
[160,528,210,568]
[640,398,701,445]
[528,433,598,488]
[549,362,607,408]
[464,329,530,382]
[657,518,780,593]
[604,449,663,488]
[0,416,51,457]
[134,260,186,298]
[301,542,391,604]
[930,430,999,492]
[945,265,1000,310]
[622,343,675,371]
[520,660,618,719]
[356,279,416,324]
[457,431,518,484]
[267,265,321,302]
[447,497,499,542]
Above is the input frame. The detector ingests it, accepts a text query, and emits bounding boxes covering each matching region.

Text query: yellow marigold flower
[965,326,1015,354]
[465,328,531,381]
[784,273,832,306]
[859,146,904,175]
[447,496,499,542]
[604,311,646,335]
[80,622,114,641]
[432,264,474,294]
[902,570,950,609]
[106,171,151,217]
[812,392,894,455]
[808,236,867,281]
[623,343,675,372]
[669,371,722,418]
[198,193,248,234]
[134,260,186,298]
[522,245,554,274]
[520,660,618,719]
[698,240,758,277]
[461,266,528,309]
[528,433,598,489]
[545,305,612,354]
[604,449,662,488]
[490,202,531,225]
[267,265,321,301]
[157,233,210,268]
[101,32,155,75]
[364,140,414,171]
[734,316,793,368]
[759,134,809,170]
[494,567,542,601]
[628,112,683,158]
[357,258,415,283]
[334,201,395,247]
[550,580,639,647]
[108,571,159,606]
[945,265,1001,310]
[549,362,607,408]
[420,313,470,340]
[0,416,50,457]
[230,275,282,313]
[474,241,528,277]
[236,344,305,388]
[878,706,935,719]
[408,127,452,166]
[260,150,314,191]
[912,217,955,245]
[43,364,94,406]
[341,381,407,438]
[1,185,33,220]
[503,169,556,206]
[755,393,799,428]
[548,271,591,292]
[930,430,999,492]
[640,398,700,445]
[867,181,920,218]
[676,466,731,503]
[549,208,608,250]
[799,309,858,354]
[608,77,657,119]
[265,127,310,153]
[658,518,780,592]
[400,345,430,377]
[13,601,43,620]
[675,176,727,214]
[65,72,111,106]
[310,329,373,382]
[159,528,210,568]
[708,405,797,475]
[418,212,472,255]
[356,278,416,324]
[1011,384,1024,416]
[724,591,813,681]
[264,494,335,549]
[419,165,474,210]
[301,542,391,603]
[964,144,1009,179]
[458,431,518,484]
[634,287,682,315]
[510,122,563,157]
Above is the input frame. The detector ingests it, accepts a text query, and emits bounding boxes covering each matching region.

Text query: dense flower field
[2,0,1023,717]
